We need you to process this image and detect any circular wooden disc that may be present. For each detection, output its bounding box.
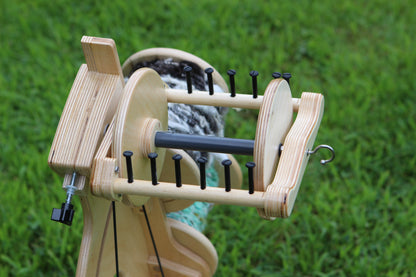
[122,48,229,93]
[253,79,293,192]
[113,68,168,206]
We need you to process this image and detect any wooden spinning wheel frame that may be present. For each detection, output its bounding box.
[48,36,333,276]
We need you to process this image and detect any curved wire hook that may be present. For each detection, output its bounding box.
[307,144,335,165]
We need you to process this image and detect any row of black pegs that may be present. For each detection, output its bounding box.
[184,65,292,98]
[123,151,256,194]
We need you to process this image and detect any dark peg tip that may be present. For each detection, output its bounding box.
[205,67,214,74]
[198,157,208,163]
[148,152,158,159]
[249,70,259,77]
[282,73,292,81]
[278,143,283,156]
[205,67,214,95]
[272,72,282,79]
[184,66,192,72]
[123,151,133,157]
[246,162,255,195]
[227,69,236,76]
[249,71,259,99]
[222,159,232,192]
[245,161,256,168]
[172,154,182,161]
[227,69,236,97]
[221,159,232,166]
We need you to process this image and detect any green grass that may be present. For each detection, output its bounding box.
[1,0,415,276]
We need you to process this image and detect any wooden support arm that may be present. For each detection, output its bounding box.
[111,178,265,208]
[263,92,325,218]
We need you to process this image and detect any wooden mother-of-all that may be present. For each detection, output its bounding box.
[48,36,332,276]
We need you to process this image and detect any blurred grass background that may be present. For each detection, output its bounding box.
[1,0,415,276]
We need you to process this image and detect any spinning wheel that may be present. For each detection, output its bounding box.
[48,36,334,276]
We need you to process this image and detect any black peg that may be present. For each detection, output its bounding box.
[278,143,283,157]
[272,72,282,79]
[282,73,292,84]
[197,157,208,190]
[221,159,232,192]
[123,151,134,183]
[205,68,214,95]
[148,152,158,185]
[172,154,182,187]
[227,69,236,97]
[184,66,193,94]
[249,70,259,98]
[245,162,256,194]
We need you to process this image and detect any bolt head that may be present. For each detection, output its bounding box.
[197,156,208,164]
[249,70,259,77]
[272,72,282,79]
[172,154,183,161]
[245,161,256,168]
[148,152,158,159]
[227,69,236,76]
[221,159,232,166]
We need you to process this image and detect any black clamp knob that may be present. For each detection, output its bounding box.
[51,172,77,226]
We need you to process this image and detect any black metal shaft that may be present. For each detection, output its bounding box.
[172,154,182,187]
[155,132,254,156]
[282,72,292,84]
[184,66,193,94]
[250,70,259,99]
[148,153,158,185]
[222,159,232,192]
[123,151,134,183]
[198,157,208,190]
[246,162,256,194]
[205,67,214,95]
[227,69,236,97]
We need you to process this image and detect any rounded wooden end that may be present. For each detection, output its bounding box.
[113,68,168,206]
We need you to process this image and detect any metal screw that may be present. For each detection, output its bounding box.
[221,159,232,192]
[148,152,158,185]
[282,73,292,84]
[184,66,193,94]
[197,157,208,190]
[172,154,182,187]
[205,67,214,95]
[227,69,236,97]
[245,162,256,194]
[272,72,282,79]
[123,151,134,183]
[249,70,259,98]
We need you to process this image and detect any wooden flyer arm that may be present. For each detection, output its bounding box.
[263,92,325,218]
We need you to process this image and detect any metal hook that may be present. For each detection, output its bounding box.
[307,144,335,165]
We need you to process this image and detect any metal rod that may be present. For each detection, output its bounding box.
[155,132,254,155]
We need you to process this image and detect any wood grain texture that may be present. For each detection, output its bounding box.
[50,36,329,277]
[112,67,168,207]
[263,92,324,218]
[253,79,293,192]
[48,36,124,177]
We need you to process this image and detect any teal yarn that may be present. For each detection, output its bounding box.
[167,166,219,232]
